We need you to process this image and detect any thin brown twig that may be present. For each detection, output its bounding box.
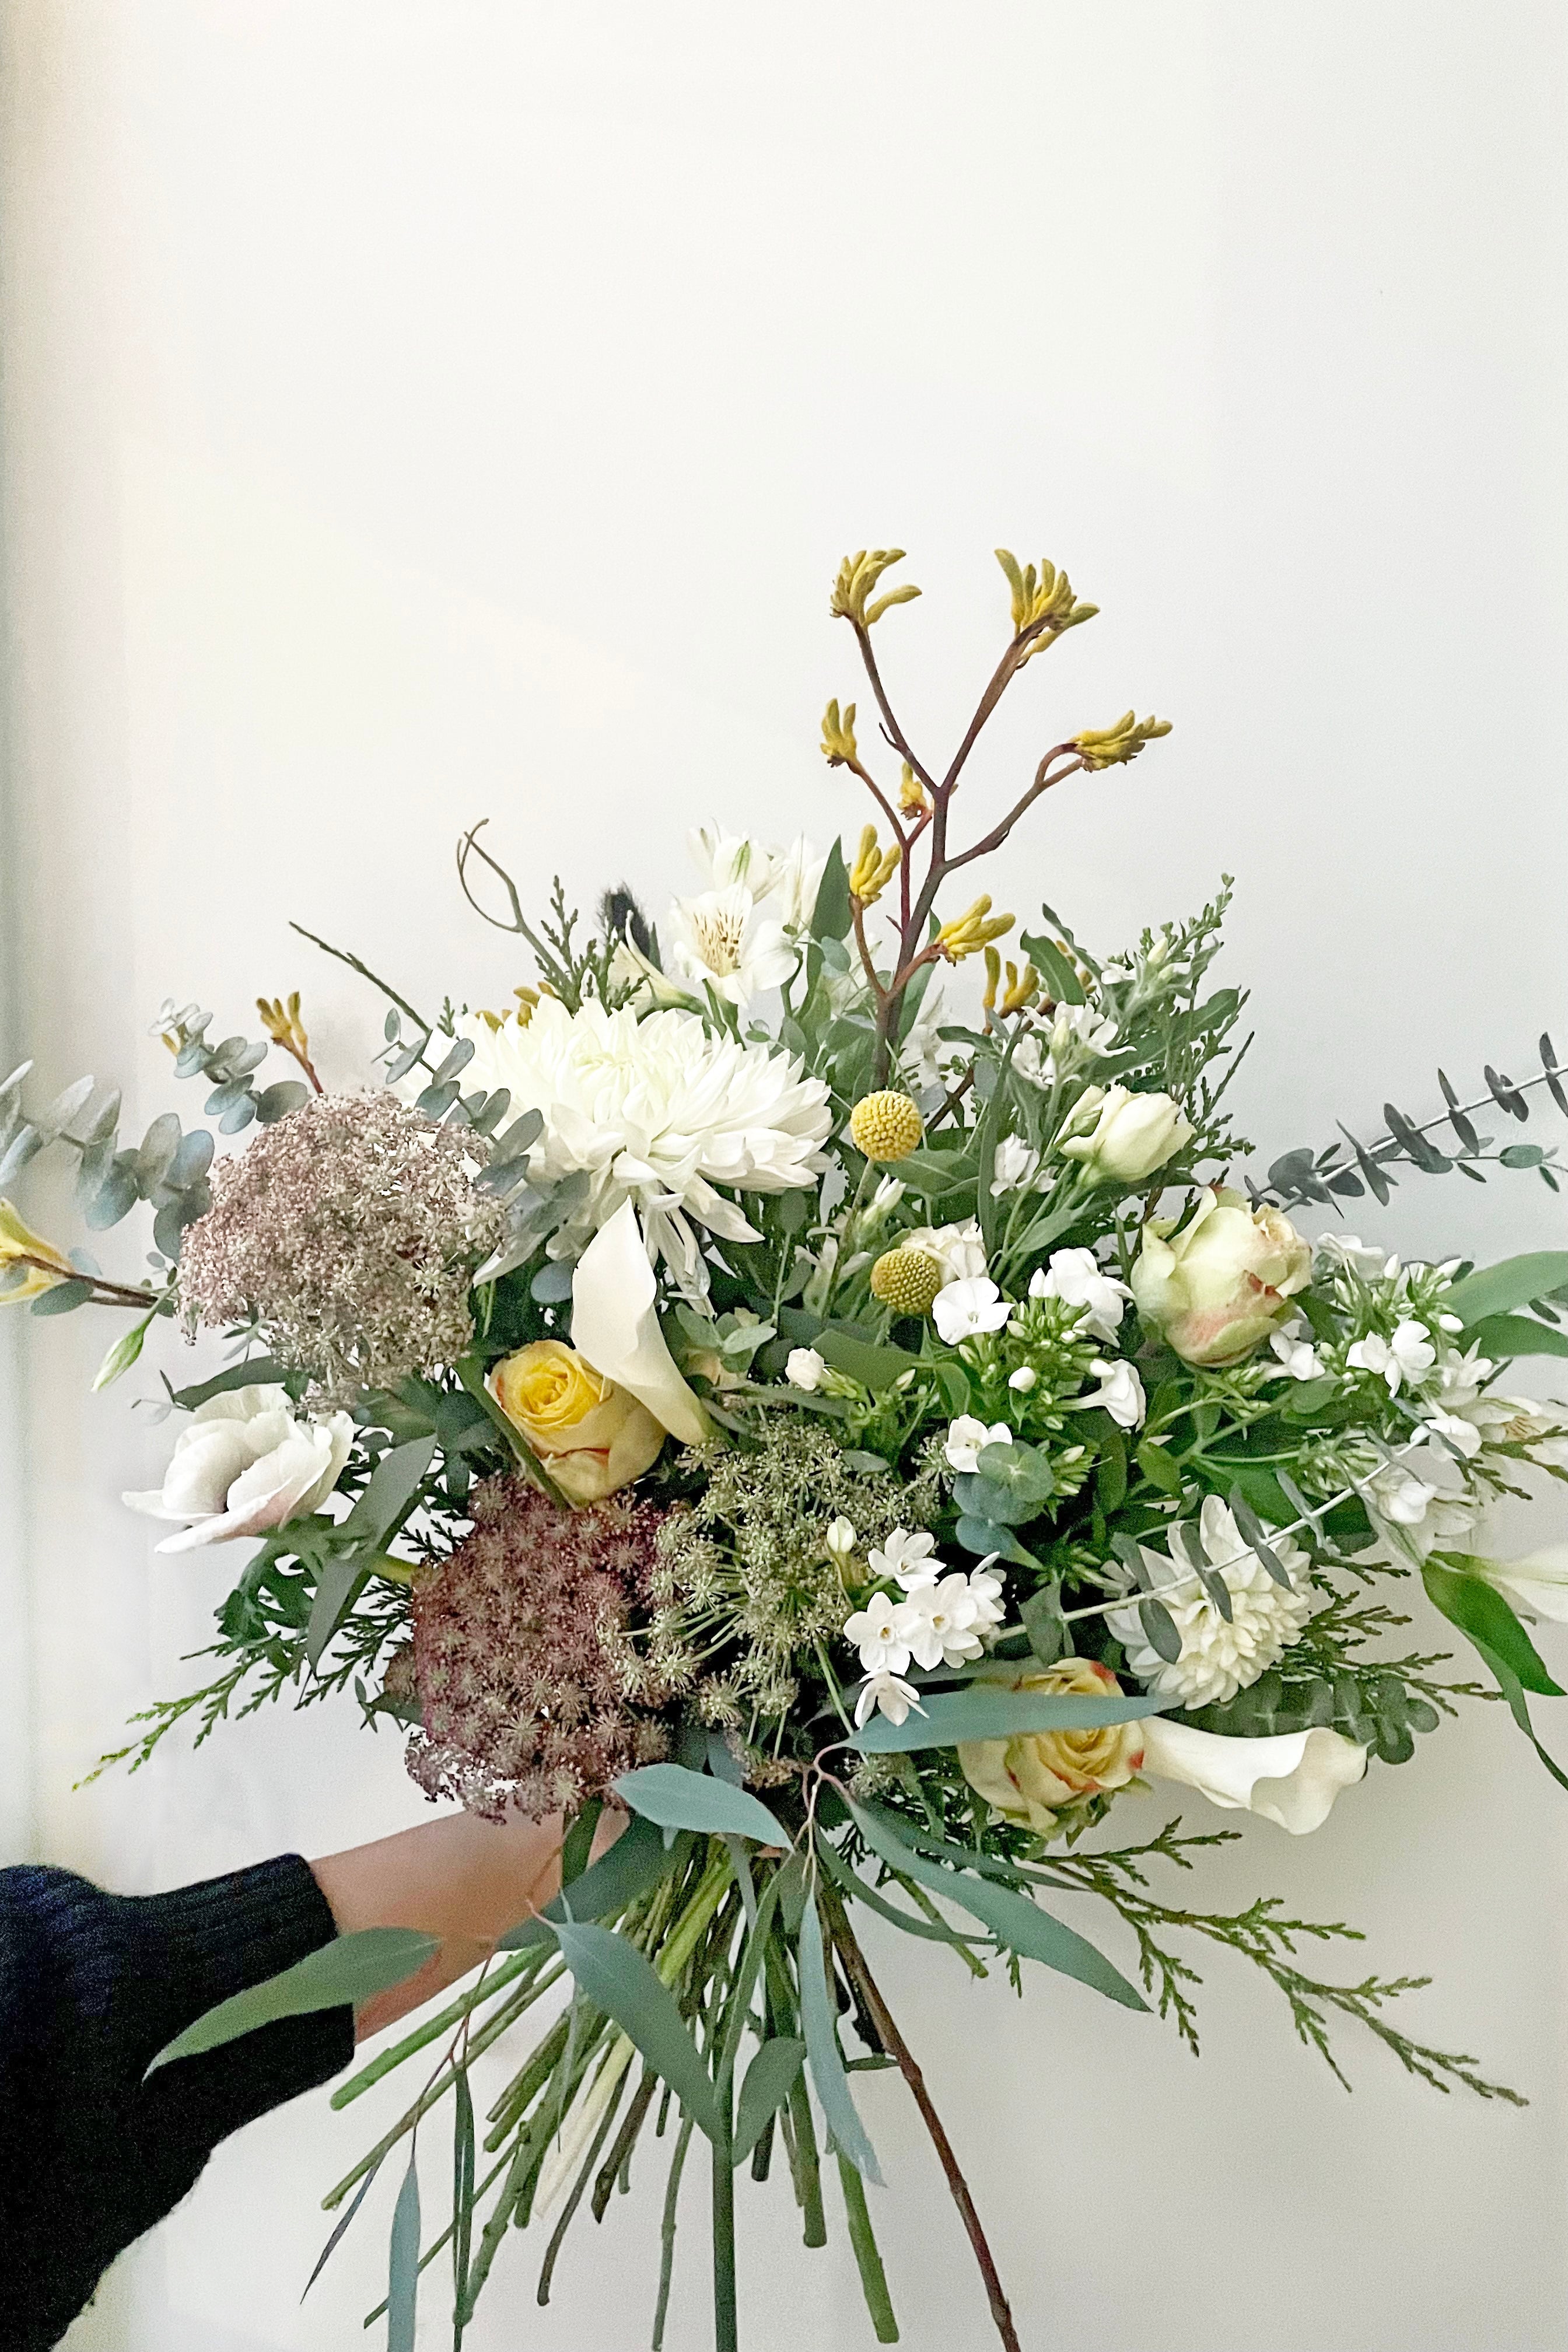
[13,1254,159,1312]
[826,1896,1023,2352]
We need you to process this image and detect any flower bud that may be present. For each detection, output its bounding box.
[1130,1186,1312,1367]
[1056,1084,1194,1185]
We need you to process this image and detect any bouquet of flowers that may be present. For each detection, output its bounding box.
[7,545,1568,2350]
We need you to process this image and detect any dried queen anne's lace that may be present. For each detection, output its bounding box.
[177,1093,504,1402]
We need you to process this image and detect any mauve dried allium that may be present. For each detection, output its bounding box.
[405,1475,673,1821]
[177,1091,503,1401]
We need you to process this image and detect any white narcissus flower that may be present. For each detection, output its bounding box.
[1108,1496,1313,1707]
[842,1591,911,1674]
[1056,1084,1194,1185]
[1269,1331,1325,1382]
[1346,1318,1437,1395]
[453,996,831,1285]
[1071,1359,1147,1430]
[124,1384,352,1555]
[963,1562,1007,1629]
[990,1136,1041,1196]
[1028,1248,1132,1344]
[903,1219,987,1285]
[1131,1188,1312,1368]
[786,1347,827,1392]
[869,1527,940,1590]
[943,1416,1012,1474]
[898,1576,987,1670]
[854,1669,923,1727]
[933,1276,1013,1346]
[1472,1546,1568,1624]
[1139,1718,1366,1835]
[667,884,797,1007]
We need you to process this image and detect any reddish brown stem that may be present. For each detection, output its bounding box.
[827,1898,1023,2352]
[14,1254,159,1312]
[850,900,888,1008]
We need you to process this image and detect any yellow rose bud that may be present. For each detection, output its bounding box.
[0,1199,74,1305]
[488,1339,666,1504]
[869,1247,943,1317]
[849,1090,923,1165]
[958,1658,1144,1833]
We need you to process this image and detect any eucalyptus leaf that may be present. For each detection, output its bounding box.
[387,2152,421,2352]
[733,2039,807,2165]
[500,1814,681,1949]
[1465,1312,1568,1362]
[613,1762,787,1847]
[148,1927,438,2071]
[551,1920,722,2142]
[850,1684,1166,1755]
[797,1895,882,2183]
[30,1276,94,1316]
[1422,1560,1566,1698]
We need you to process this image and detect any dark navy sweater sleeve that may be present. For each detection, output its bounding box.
[0,1853,354,2350]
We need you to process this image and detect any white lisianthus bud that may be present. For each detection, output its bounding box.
[1131,1186,1312,1368]
[786,1346,827,1392]
[124,1384,352,1553]
[1056,1084,1194,1185]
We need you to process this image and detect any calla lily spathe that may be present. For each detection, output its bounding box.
[1140,1716,1366,1835]
[569,1200,716,1448]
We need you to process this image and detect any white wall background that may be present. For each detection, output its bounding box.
[1,5,1566,2347]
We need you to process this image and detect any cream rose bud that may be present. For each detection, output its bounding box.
[1131,1186,1312,1368]
[1056,1084,1194,1185]
[489,1339,666,1503]
[124,1383,352,1554]
[786,1346,827,1392]
[957,1658,1145,1833]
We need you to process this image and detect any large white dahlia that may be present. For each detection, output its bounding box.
[454,998,831,1282]
[1108,1495,1313,1707]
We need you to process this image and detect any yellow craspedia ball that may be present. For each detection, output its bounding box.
[849,1090,924,1164]
[869,1248,943,1317]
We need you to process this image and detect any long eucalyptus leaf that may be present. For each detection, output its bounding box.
[798,1893,883,2185]
[614,1762,787,1846]
[387,2151,420,2352]
[849,1684,1167,1755]
[550,1921,723,2143]
[499,1815,681,1949]
[1444,1251,1568,1328]
[733,2039,807,2165]
[148,1927,438,2071]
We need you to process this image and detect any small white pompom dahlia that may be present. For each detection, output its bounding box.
[1109,1496,1312,1707]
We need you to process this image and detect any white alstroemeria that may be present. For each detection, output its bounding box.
[1071,1359,1147,1430]
[991,1136,1042,1196]
[1268,1330,1325,1381]
[869,1527,940,1590]
[1472,1545,1568,1624]
[964,1562,1007,1629]
[1007,1366,1037,1392]
[943,1416,1012,1474]
[854,1669,923,1728]
[1028,1247,1132,1345]
[1488,1396,1568,1468]
[687,823,784,897]
[773,835,828,932]
[124,1384,352,1555]
[904,1219,988,1285]
[455,997,830,1283]
[1315,1233,1388,1278]
[1423,1407,1485,1461]
[842,1592,912,1675]
[1140,1718,1366,1835]
[825,1515,857,1560]
[1108,1496,1313,1707]
[1346,1318,1437,1395]
[569,1203,715,1444]
[899,1576,986,1671]
[667,884,797,1007]
[1014,1003,1118,1086]
[786,1347,827,1392]
[933,1276,1013,1346]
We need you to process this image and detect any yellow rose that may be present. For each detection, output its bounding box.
[488,1339,666,1504]
[958,1658,1144,1833]
[0,1199,74,1305]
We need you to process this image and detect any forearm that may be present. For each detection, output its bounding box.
[310,1805,624,2040]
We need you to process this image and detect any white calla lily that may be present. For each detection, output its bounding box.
[1140,1716,1366,1835]
[569,1202,715,1446]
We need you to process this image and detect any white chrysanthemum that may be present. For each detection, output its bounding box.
[452,998,831,1283]
[1108,1496,1313,1707]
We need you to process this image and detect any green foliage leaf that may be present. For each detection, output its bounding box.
[954,1514,1041,1568]
[148,1927,438,2071]
[846,1800,1144,2011]
[387,2152,420,2352]
[850,1683,1166,1754]
[816,1326,922,1391]
[733,2038,807,2165]
[614,1762,787,1846]
[1466,1312,1568,1361]
[1017,930,1086,1006]
[1444,1252,1568,1329]
[29,1277,93,1315]
[500,1814,682,1949]
[1422,1560,1566,1698]
[170,1354,298,1409]
[1135,1437,1182,1497]
[810,839,853,941]
[797,1895,882,2183]
[551,1920,722,2143]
